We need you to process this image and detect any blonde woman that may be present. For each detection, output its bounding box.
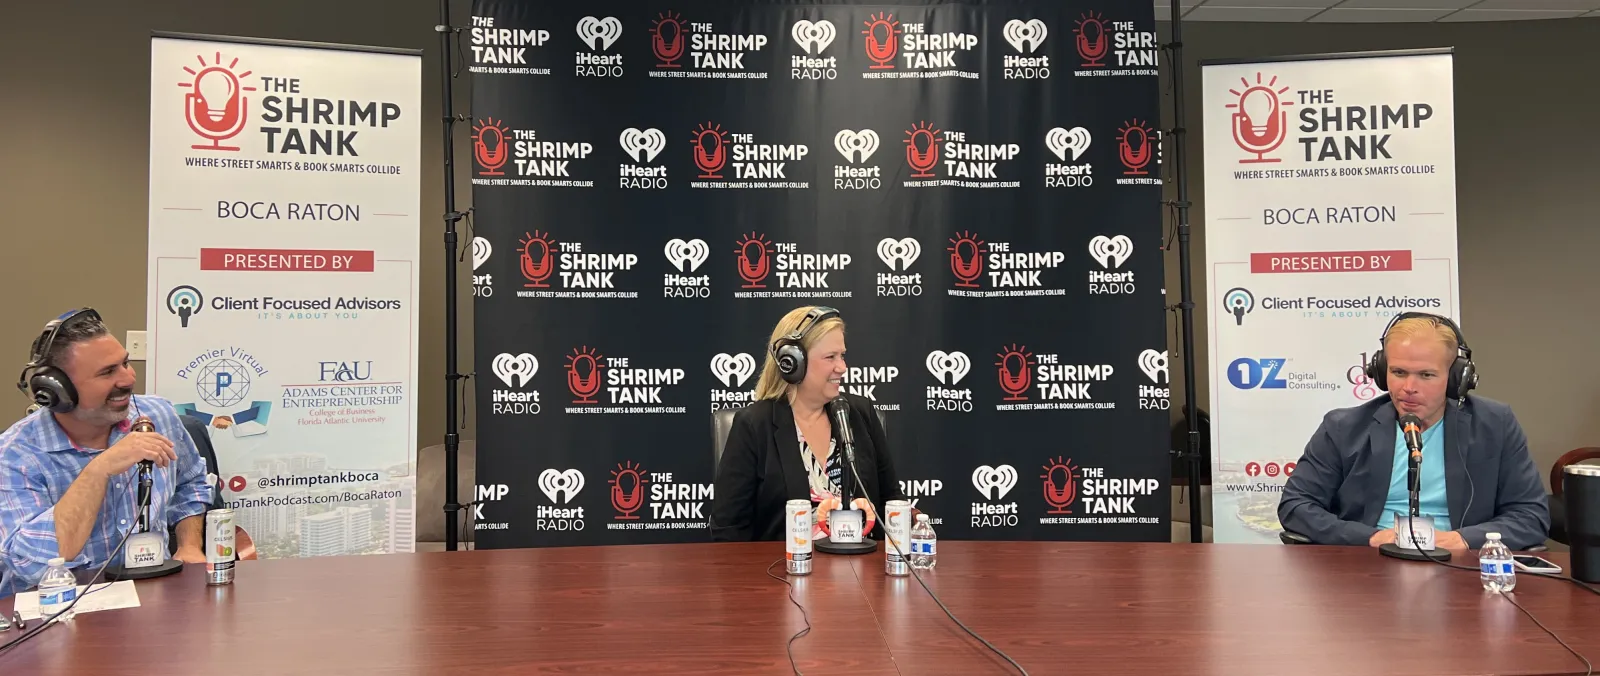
[709,306,907,542]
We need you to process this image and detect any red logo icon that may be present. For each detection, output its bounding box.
[1264,462,1281,477]
[904,121,942,178]
[1074,12,1108,68]
[228,476,247,492]
[179,52,256,152]
[1227,73,1292,164]
[651,11,687,68]
[995,344,1035,402]
[1041,456,1080,514]
[473,118,510,176]
[691,122,728,179]
[734,232,773,288]
[1118,119,1154,176]
[947,230,985,288]
[610,461,648,520]
[1245,462,1262,477]
[862,12,901,69]
[519,230,556,288]
[1284,462,1297,476]
[565,346,605,404]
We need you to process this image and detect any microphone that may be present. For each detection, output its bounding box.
[1400,414,1424,517]
[815,396,877,555]
[106,413,184,579]
[1378,413,1451,562]
[829,396,856,458]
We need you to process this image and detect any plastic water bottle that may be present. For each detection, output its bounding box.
[1479,532,1516,593]
[909,514,937,570]
[37,558,78,622]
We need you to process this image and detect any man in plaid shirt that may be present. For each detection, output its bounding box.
[1,310,213,597]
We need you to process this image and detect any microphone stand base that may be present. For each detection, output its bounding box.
[104,559,185,581]
[1378,543,1453,562]
[815,537,878,555]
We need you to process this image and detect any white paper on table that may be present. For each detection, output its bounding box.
[14,580,141,620]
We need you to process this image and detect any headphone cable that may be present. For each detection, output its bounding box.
[765,559,813,676]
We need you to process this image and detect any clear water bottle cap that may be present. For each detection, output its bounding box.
[915,513,929,523]
[1486,532,1501,540]
[48,557,64,566]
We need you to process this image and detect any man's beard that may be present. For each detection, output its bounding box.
[74,387,134,426]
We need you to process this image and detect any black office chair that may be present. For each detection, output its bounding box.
[1547,447,1600,546]
[711,406,888,474]
[168,414,227,555]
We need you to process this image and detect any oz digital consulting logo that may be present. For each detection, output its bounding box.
[167,285,204,328]
[1223,287,1254,326]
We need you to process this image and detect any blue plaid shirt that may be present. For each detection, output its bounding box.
[0,395,213,597]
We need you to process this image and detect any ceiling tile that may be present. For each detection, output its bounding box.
[1473,0,1600,9]
[1310,8,1456,21]
[1336,0,1475,8]
[1182,6,1325,21]
[1440,9,1588,20]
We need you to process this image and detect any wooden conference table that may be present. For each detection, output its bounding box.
[2,542,1597,675]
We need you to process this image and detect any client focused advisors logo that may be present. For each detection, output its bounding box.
[606,461,713,528]
[619,127,668,190]
[1137,349,1171,410]
[167,285,204,328]
[1039,458,1161,525]
[490,352,540,416]
[709,352,757,411]
[575,16,625,78]
[178,51,256,151]
[173,347,272,438]
[472,237,494,298]
[903,121,1020,189]
[1044,126,1093,188]
[832,129,883,191]
[1072,10,1157,76]
[995,344,1116,411]
[1223,287,1255,325]
[1002,19,1050,79]
[516,230,640,299]
[946,231,1065,298]
[565,346,687,414]
[690,122,810,188]
[731,233,852,299]
[924,350,973,413]
[1229,287,1443,323]
[663,238,711,298]
[1087,235,1136,295]
[790,19,839,80]
[537,469,584,531]
[1227,357,1339,392]
[875,237,922,297]
[970,464,1019,528]
[468,14,551,74]
[860,12,979,80]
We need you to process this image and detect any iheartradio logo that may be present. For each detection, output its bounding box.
[792,20,837,54]
[472,237,492,271]
[664,238,709,272]
[1227,72,1292,164]
[1002,19,1048,54]
[576,16,623,50]
[492,353,538,388]
[620,128,666,163]
[1088,235,1133,269]
[925,351,971,385]
[876,237,920,271]
[1137,349,1168,384]
[538,469,585,504]
[972,465,1018,500]
[1046,127,1091,162]
[834,129,880,164]
[709,353,757,388]
[178,51,256,152]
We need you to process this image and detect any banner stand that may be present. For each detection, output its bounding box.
[436,0,469,553]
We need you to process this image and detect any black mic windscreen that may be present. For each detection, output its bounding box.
[828,397,855,446]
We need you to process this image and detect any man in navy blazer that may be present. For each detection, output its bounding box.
[1278,315,1549,552]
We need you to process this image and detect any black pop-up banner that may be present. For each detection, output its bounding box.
[469,0,1171,547]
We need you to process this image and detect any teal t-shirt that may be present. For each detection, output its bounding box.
[1378,421,1451,531]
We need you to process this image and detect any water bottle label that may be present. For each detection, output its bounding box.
[1500,562,1514,575]
[40,587,77,606]
[913,541,935,556]
[1480,562,1496,575]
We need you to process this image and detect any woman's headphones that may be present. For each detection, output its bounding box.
[771,306,840,385]
[16,308,101,414]
[1363,311,1478,403]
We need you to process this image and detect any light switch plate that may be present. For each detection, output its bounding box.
[127,330,148,361]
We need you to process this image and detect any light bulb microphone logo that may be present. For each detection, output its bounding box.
[166,285,204,328]
[734,232,773,288]
[565,346,604,404]
[179,53,255,152]
[519,230,556,288]
[995,344,1035,402]
[651,11,686,68]
[947,230,985,288]
[904,121,942,178]
[609,461,648,520]
[1074,12,1108,67]
[862,12,901,69]
[691,122,728,179]
[1041,456,1080,514]
[1118,119,1154,176]
[1223,287,1255,326]
[472,118,510,176]
[1227,73,1292,163]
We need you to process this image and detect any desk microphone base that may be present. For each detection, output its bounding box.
[816,537,877,555]
[1378,543,1453,562]
[104,559,184,581]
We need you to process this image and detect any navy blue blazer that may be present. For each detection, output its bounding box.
[1278,394,1549,550]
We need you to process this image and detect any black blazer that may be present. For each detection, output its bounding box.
[709,393,907,542]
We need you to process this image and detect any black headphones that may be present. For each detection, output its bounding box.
[771,306,841,385]
[16,308,101,414]
[1363,311,1477,403]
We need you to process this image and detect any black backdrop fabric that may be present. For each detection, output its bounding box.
[469,0,1171,547]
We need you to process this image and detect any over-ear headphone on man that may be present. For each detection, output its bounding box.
[16,308,101,414]
[1363,311,1478,403]
[771,306,841,385]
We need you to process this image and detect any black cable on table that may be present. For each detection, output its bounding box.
[1502,591,1592,676]
[765,559,812,676]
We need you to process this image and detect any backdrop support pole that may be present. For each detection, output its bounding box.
[1167,0,1204,543]
[437,0,465,552]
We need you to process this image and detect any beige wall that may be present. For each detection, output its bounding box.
[1,3,1593,487]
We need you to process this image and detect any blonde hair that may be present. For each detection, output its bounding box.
[1383,316,1459,354]
[753,306,846,401]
